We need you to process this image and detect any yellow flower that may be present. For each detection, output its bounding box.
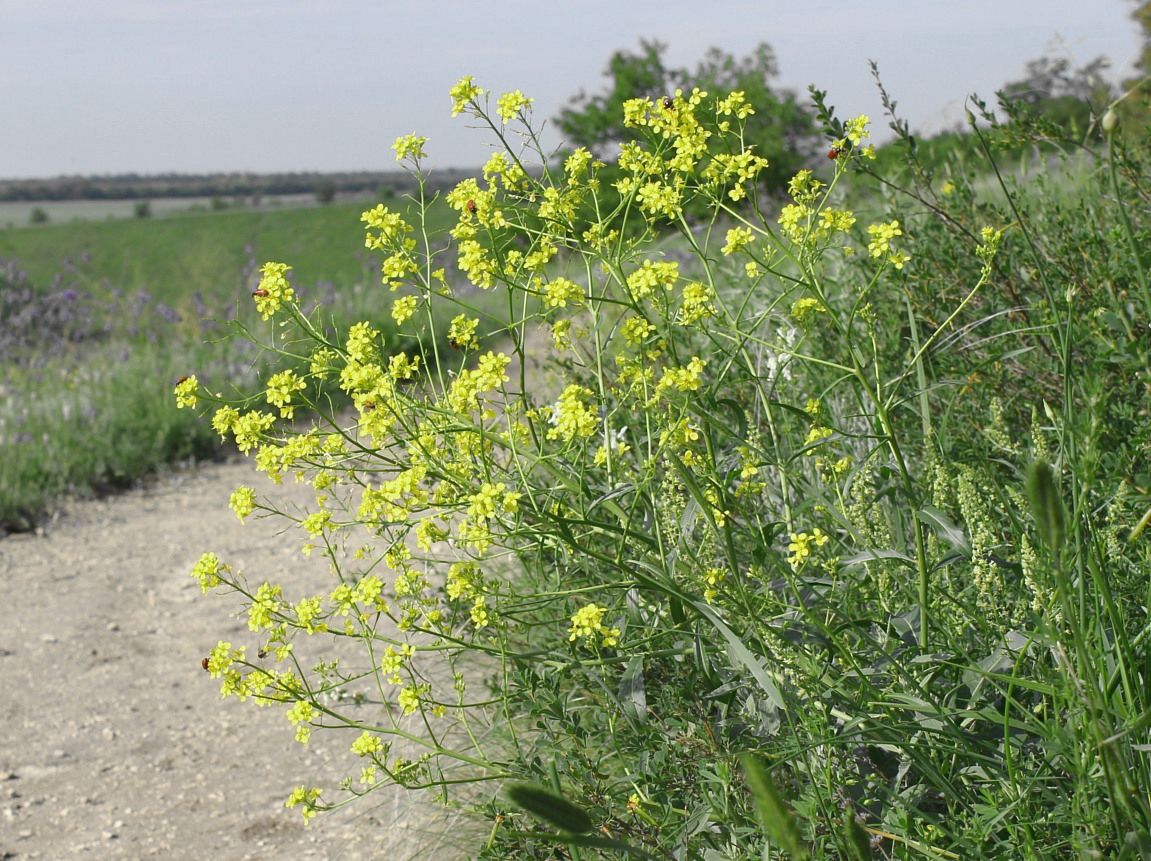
[679,282,715,325]
[547,385,598,442]
[866,219,903,258]
[284,786,322,823]
[448,314,479,350]
[191,552,228,592]
[543,277,584,309]
[496,90,533,123]
[568,603,620,648]
[351,731,383,757]
[211,406,238,439]
[391,295,418,325]
[265,370,306,419]
[657,356,707,395]
[229,486,256,522]
[248,581,283,631]
[173,375,198,409]
[787,528,830,570]
[253,262,295,320]
[450,76,484,116]
[722,227,754,256]
[392,133,428,162]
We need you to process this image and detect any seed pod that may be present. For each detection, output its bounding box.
[1026,460,1066,553]
[1102,107,1119,135]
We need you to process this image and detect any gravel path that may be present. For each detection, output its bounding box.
[0,460,479,860]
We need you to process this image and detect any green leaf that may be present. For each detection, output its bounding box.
[617,656,647,725]
[694,602,784,712]
[505,783,593,834]
[843,811,874,861]
[920,505,971,553]
[740,753,808,859]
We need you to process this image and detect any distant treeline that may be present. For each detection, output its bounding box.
[0,169,477,202]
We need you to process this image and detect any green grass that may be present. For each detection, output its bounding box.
[0,197,454,305]
[0,195,460,532]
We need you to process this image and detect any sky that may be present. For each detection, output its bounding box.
[1,0,1143,179]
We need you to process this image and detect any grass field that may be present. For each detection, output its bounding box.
[0,193,368,230]
[0,196,453,305]
[0,194,457,530]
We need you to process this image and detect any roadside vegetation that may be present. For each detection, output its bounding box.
[7,14,1151,856]
[178,47,1151,859]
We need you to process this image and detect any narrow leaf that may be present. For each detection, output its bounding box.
[740,754,808,859]
[843,811,874,861]
[505,783,593,834]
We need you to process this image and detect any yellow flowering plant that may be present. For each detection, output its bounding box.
[177,77,1026,857]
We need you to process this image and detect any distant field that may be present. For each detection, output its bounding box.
[0,196,453,306]
[0,192,462,530]
[0,192,379,229]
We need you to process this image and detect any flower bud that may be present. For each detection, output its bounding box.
[1102,107,1119,135]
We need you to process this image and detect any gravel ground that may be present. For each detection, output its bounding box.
[0,460,482,860]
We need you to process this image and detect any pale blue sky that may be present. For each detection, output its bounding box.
[1,0,1142,178]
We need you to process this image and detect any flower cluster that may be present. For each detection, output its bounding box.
[568,603,620,648]
[253,262,294,320]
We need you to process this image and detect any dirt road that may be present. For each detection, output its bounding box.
[0,460,478,860]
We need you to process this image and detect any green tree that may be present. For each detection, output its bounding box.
[557,39,817,195]
[1118,1,1151,127]
[314,179,336,205]
[998,54,1113,139]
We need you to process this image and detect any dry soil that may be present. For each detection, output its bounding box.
[0,459,481,860]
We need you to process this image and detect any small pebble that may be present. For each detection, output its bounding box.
[106,622,120,632]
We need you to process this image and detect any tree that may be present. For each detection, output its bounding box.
[556,40,817,195]
[998,55,1113,139]
[314,180,336,205]
[1117,1,1151,128]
